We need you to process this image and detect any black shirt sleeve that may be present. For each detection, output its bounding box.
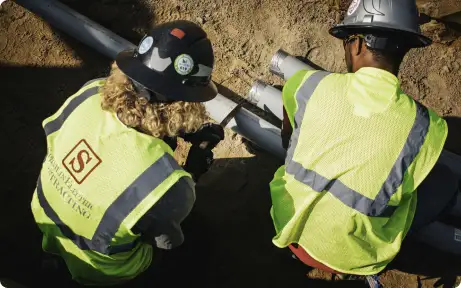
[132,176,196,249]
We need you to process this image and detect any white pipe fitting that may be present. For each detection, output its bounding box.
[204,95,285,159]
[248,80,283,120]
[270,49,314,80]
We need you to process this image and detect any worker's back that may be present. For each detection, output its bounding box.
[270,68,447,275]
[31,80,190,285]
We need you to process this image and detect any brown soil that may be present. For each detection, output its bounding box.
[1,0,461,287]
[417,0,461,18]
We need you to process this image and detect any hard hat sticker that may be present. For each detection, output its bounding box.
[138,36,154,54]
[171,28,186,39]
[347,0,361,16]
[192,64,212,77]
[174,54,194,75]
[149,48,172,72]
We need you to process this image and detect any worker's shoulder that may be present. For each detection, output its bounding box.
[288,70,345,87]
[306,70,349,81]
[82,78,107,90]
[313,71,349,85]
[396,87,421,105]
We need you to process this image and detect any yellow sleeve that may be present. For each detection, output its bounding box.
[282,70,318,127]
[42,79,105,128]
[406,108,448,193]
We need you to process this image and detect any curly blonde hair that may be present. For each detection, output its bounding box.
[100,62,208,138]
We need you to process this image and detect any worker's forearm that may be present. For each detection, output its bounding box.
[133,177,195,249]
[444,117,461,155]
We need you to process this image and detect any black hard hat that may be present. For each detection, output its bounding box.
[116,20,218,102]
[330,0,432,49]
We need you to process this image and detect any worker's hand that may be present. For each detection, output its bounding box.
[182,123,225,150]
[183,146,214,181]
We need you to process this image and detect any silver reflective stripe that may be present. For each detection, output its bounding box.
[286,161,397,217]
[93,153,182,248]
[285,72,430,217]
[44,86,99,135]
[373,102,430,213]
[81,77,106,88]
[285,71,331,165]
[37,153,182,255]
[149,47,172,72]
[192,64,213,77]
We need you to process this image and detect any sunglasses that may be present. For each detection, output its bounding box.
[343,34,365,47]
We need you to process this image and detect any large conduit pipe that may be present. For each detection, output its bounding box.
[247,80,283,120]
[15,0,136,59]
[204,96,284,158]
[15,0,286,160]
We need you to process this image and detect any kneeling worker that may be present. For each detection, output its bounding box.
[271,0,460,277]
[31,21,224,285]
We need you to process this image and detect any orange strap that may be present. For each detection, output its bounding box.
[289,245,340,274]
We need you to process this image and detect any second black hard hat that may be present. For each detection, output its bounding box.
[116,20,218,103]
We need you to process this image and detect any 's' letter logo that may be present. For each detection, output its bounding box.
[63,139,102,184]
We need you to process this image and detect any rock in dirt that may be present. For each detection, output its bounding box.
[196,16,206,24]
[422,21,459,44]
[417,0,461,18]
[442,65,450,73]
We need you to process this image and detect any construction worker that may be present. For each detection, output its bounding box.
[31,20,224,285]
[271,0,461,278]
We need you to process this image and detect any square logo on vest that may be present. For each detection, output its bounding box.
[63,139,102,184]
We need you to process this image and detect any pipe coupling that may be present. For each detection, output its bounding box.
[248,80,267,103]
[269,49,288,77]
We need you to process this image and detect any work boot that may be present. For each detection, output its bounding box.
[365,275,382,288]
[335,274,382,288]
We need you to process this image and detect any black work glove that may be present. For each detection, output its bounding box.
[183,146,214,182]
[182,123,225,150]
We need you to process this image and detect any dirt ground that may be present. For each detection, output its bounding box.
[1,0,461,287]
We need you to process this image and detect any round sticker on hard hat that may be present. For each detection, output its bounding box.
[138,36,154,54]
[174,54,194,75]
[347,0,361,16]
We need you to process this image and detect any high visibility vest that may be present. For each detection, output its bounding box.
[31,80,191,285]
[270,68,447,275]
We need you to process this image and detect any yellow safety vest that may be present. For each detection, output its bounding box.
[270,68,447,275]
[31,80,191,285]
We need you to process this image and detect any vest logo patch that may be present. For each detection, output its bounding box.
[63,139,102,184]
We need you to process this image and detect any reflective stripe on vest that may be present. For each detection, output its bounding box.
[38,84,182,255]
[37,153,181,255]
[44,86,99,135]
[285,71,430,217]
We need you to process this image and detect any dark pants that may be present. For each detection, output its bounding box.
[410,163,459,232]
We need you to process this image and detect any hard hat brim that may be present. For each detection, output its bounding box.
[116,50,218,103]
[329,24,432,48]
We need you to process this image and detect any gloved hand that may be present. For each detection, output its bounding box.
[183,145,214,181]
[182,123,225,150]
